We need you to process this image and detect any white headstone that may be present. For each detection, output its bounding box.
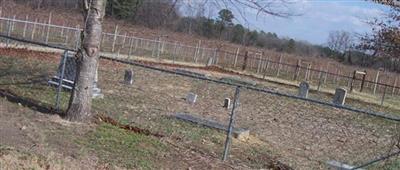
[298,81,310,98]
[186,92,197,104]
[333,88,347,105]
[124,69,134,85]
[223,98,231,109]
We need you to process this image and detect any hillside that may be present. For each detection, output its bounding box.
[0,1,399,87]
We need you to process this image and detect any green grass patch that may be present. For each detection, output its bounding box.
[79,123,166,169]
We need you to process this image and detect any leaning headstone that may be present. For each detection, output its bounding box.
[48,51,77,90]
[186,92,198,104]
[206,57,213,66]
[333,88,347,106]
[223,98,231,109]
[124,69,134,85]
[298,81,309,98]
[48,51,103,99]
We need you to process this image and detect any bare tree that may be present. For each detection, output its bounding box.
[327,30,353,53]
[66,0,106,122]
[67,0,298,122]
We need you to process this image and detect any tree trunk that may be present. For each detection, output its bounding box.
[66,0,106,122]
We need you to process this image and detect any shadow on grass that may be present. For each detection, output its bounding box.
[0,88,64,116]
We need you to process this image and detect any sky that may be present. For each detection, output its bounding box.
[182,0,391,45]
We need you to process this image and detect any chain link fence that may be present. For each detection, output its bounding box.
[0,16,400,169]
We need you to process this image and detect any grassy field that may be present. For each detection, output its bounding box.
[1,49,399,169]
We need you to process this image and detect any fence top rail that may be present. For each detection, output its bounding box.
[0,16,81,31]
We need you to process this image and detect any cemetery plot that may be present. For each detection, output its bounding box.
[1,50,399,169]
[94,58,398,169]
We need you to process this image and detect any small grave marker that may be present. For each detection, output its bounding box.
[298,81,309,98]
[186,92,197,104]
[223,98,231,109]
[333,88,347,106]
[124,69,134,85]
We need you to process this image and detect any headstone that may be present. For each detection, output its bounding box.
[298,81,309,98]
[223,98,231,109]
[333,88,347,105]
[206,57,213,66]
[48,51,103,99]
[48,51,77,90]
[124,69,134,85]
[186,92,197,104]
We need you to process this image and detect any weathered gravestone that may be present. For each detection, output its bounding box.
[186,92,198,104]
[48,51,103,98]
[124,69,134,85]
[223,98,231,109]
[333,88,347,106]
[48,51,76,90]
[298,81,310,98]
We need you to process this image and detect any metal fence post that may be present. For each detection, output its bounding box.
[74,25,80,50]
[276,56,283,77]
[31,18,37,40]
[55,50,68,111]
[23,15,28,38]
[234,47,240,68]
[45,12,52,44]
[317,72,324,91]
[373,70,380,94]
[173,41,178,64]
[112,25,118,52]
[381,85,387,106]
[222,86,241,161]
[6,17,13,46]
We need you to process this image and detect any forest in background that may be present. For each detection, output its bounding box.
[8,0,400,72]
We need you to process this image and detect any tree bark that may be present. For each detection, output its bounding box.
[66,0,106,122]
